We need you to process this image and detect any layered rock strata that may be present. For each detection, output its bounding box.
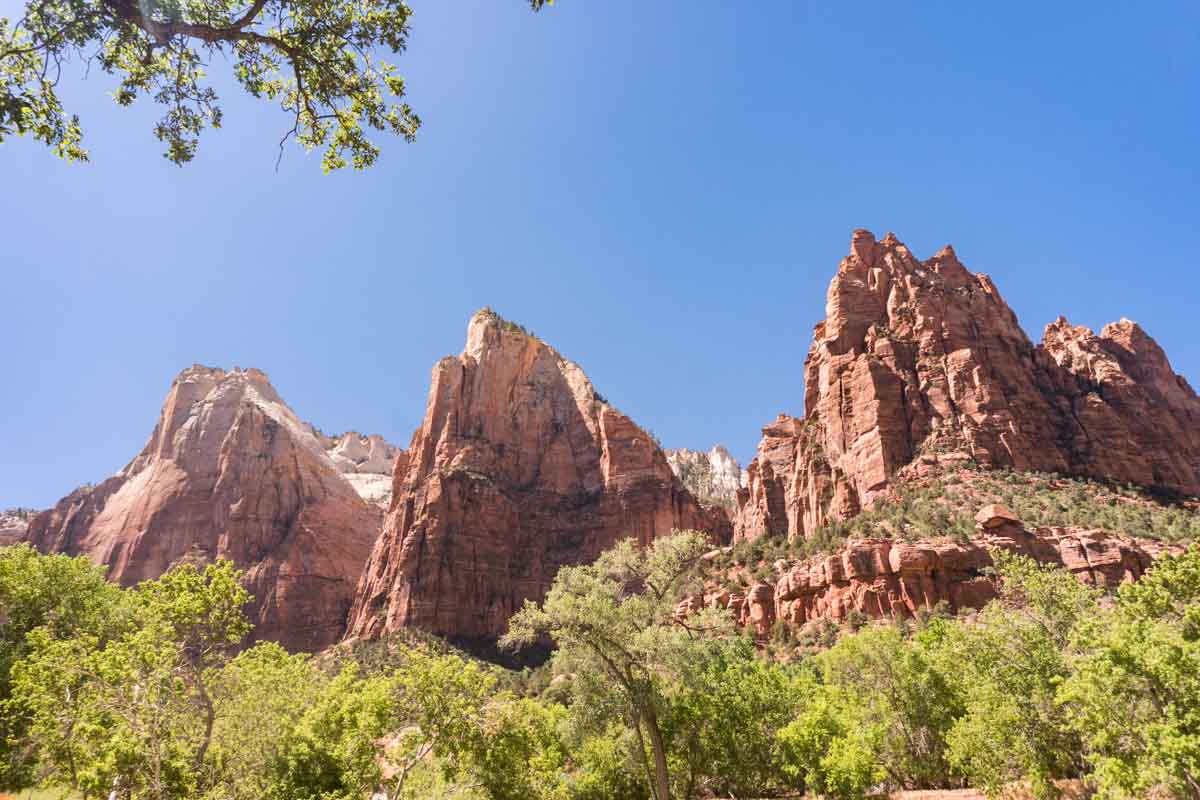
[25,366,381,650]
[687,508,1176,636]
[347,310,731,644]
[735,230,1200,541]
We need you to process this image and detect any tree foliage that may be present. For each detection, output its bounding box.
[0,0,552,168]
[1060,547,1200,798]
[10,559,250,799]
[5,540,1200,799]
[933,551,1095,799]
[502,531,735,800]
[0,545,124,788]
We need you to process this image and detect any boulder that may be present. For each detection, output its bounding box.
[975,504,1020,529]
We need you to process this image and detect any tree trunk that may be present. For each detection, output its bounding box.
[639,704,671,800]
[631,715,657,797]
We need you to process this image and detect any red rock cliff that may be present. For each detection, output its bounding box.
[346,310,730,643]
[735,230,1200,541]
[689,508,1179,637]
[25,366,381,651]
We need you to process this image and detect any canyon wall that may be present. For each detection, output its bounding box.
[0,509,33,546]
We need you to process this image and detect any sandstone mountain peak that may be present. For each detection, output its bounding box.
[665,445,745,509]
[26,364,383,650]
[347,312,730,646]
[735,229,1200,542]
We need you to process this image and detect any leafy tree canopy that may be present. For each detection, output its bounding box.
[0,545,125,788]
[502,530,736,800]
[1061,546,1200,799]
[0,0,551,169]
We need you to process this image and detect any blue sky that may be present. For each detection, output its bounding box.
[2,1,1198,508]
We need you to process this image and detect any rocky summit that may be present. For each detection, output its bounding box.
[346,309,731,645]
[318,430,403,508]
[665,445,745,509]
[24,366,386,651]
[735,229,1200,542]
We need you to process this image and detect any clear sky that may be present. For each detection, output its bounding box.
[2,1,1198,509]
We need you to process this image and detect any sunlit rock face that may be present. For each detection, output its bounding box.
[665,445,744,508]
[25,366,383,651]
[347,310,732,645]
[0,509,34,546]
[317,431,402,509]
[735,229,1200,542]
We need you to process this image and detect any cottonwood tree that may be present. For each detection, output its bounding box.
[502,530,731,800]
[1060,546,1200,798]
[205,642,325,800]
[10,560,250,800]
[932,551,1096,800]
[0,545,126,789]
[0,0,553,168]
[274,647,516,800]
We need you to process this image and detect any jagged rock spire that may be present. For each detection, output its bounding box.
[735,230,1200,542]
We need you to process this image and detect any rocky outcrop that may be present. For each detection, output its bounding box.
[665,445,744,508]
[346,309,731,644]
[690,509,1177,636]
[735,230,1200,541]
[1039,316,1200,493]
[0,509,35,546]
[25,366,381,651]
[318,431,401,508]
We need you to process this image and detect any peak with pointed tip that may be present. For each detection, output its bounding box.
[736,229,1200,542]
[347,313,730,645]
[26,365,383,651]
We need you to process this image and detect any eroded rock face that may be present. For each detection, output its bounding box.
[665,445,744,508]
[25,366,381,651]
[736,230,1200,541]
[346,310,731,644]
[1040,317,1200,493]
[688,519,1175,636]
[318,431,402,508]
[0,509,35,546]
